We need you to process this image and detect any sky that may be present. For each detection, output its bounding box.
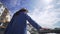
[0,0,60,29]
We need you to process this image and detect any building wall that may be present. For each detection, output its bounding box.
[0,2,11,28]
[0,3,5,16]
[0,8,11,23]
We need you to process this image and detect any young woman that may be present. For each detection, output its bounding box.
[4,8,42,34]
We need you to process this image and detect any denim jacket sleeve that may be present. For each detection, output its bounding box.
[25,13,42,30]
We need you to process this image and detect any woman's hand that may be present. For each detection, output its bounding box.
[40,28,50,30]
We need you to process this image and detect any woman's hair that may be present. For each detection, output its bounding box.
[13,8,28,17]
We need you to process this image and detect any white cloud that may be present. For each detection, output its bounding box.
[10,0,21,7]
[45,5,54,10]
[29,0,60,28]
[28,5,60,29]
[57,3,60,4]
[56,0,60,4]
[42,0,53,4]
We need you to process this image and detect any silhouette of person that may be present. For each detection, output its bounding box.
[4,8,42,34]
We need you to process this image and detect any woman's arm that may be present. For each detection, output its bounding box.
[25,14,42,30]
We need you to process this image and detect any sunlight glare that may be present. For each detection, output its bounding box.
[43,0,53,4]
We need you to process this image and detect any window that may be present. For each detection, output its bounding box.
[0,4,2,8]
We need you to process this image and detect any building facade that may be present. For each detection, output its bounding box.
[0,2,11,28]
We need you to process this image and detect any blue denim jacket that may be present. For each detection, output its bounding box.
[4,12,41,34]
